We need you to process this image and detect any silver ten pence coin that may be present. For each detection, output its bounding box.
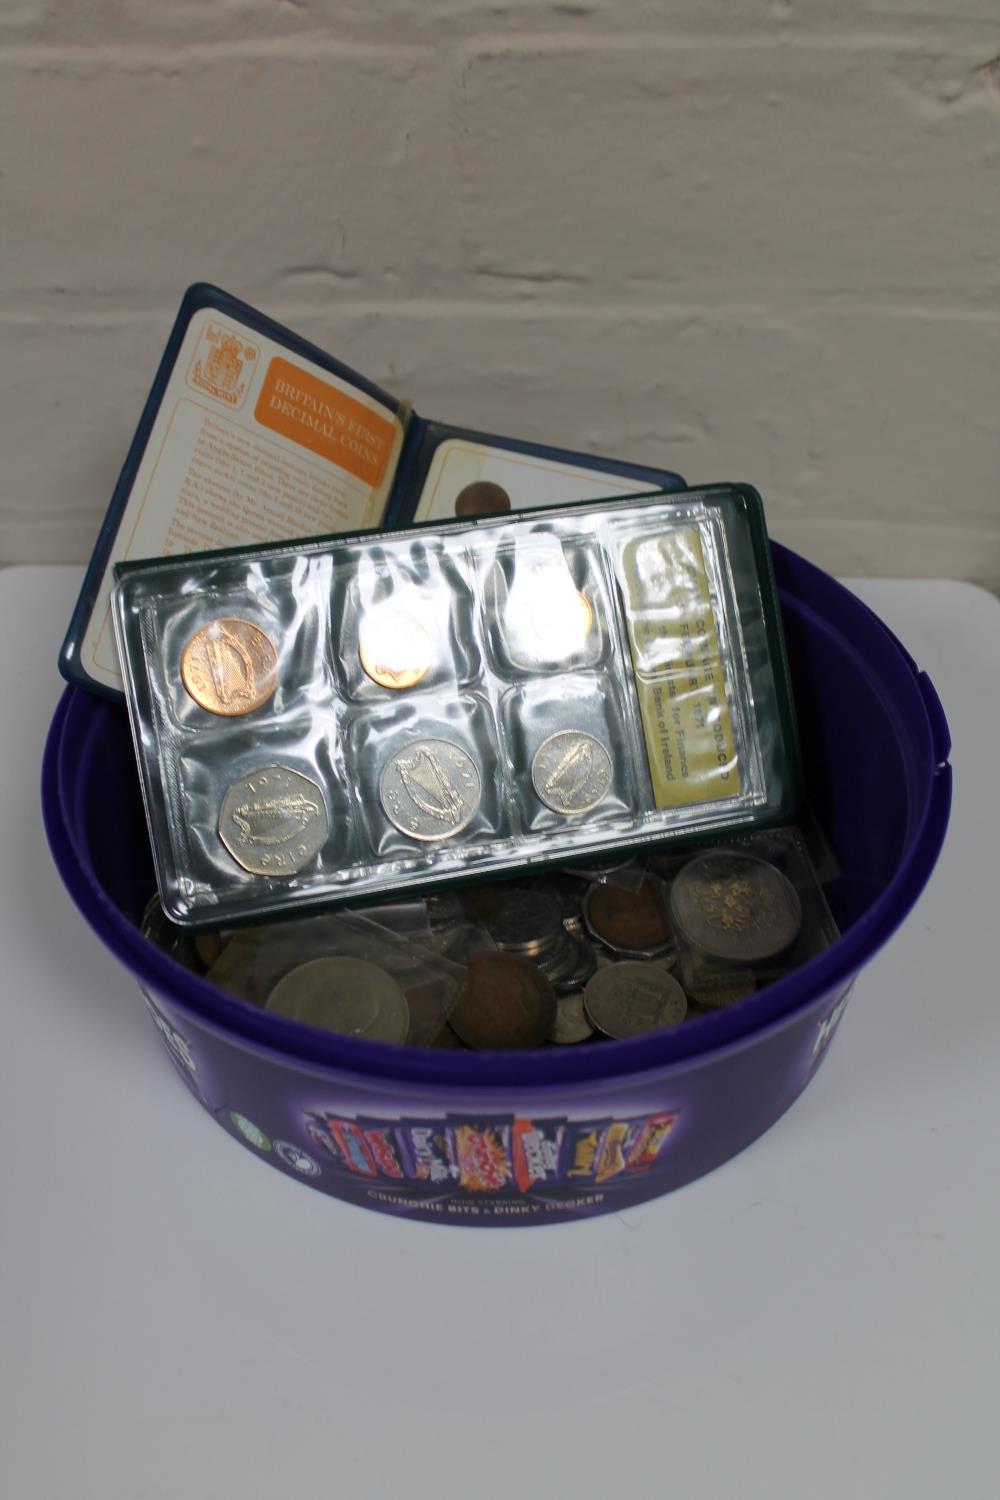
[531,730,613,816]
[219,763,329,876]
[266,957,410,1043]
[583,961,688,1039]
[379,737,481,841]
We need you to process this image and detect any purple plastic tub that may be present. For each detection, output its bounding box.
[42,545,951,1225]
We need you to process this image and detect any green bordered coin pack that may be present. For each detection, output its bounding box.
[113,484,799,927]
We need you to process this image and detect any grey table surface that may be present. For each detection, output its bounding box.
[2,565,998,1500]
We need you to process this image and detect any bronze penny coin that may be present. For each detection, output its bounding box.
[453,481,512,517]
[525,588,594,657]
[181,617,279,716]
[358,608,435,690]
[448,952,557,1050]
[583,878,672,957]
[670,851,802,963]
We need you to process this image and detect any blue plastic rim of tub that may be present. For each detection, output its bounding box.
[42,544,951,1225]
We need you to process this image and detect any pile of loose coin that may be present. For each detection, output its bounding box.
[141,842,821,1050]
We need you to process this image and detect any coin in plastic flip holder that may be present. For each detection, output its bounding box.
[219,764,329,876]
[181,617,279,716]
[379,738,481,841]
[531,730,613,816]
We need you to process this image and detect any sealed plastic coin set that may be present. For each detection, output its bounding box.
[113,485,799,928]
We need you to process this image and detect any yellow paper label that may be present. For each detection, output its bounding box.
[620,527,742,808]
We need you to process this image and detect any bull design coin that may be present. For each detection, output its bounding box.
[358,608,435,691]
[531,730,613,816]
[670,851,802,963]
[219,764,329,876]
[379,738,481,841]
[583,962,687,1039]
[181,618,279,716]
[448,952,557,1050]
[266,956,410,1043]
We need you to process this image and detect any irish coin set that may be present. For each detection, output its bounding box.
[113,486,798,927]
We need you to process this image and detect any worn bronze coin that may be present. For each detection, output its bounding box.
[670,851,802,963]
[358,608,435,690]
[448,952,557,1050]
[583,962,688,1039]
[453,481,512,517]
[583,878,672,957]
[181,617,279,716]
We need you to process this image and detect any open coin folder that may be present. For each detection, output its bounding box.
[113,484,800,929]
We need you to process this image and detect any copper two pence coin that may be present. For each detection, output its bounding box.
[181,617,279,716]
[583,878,672,957]
[448,952,557,1050]
[358,608,435,690]
[670,851,802,964]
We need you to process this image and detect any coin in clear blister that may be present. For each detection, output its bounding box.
[550,992,597,1045]
[379,738,481,842]
[670,851,802,963]
[530,730,614,816]
[181,617,280,716]
[358,608,435,691]
[526,588,594,658]
[583,877,673,958]
[448,952,557,1050]
[583,962,688,1039]
[219,763,329,876]
[266,956,410,1042]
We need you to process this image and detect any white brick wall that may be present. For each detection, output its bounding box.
[2,4,999,583]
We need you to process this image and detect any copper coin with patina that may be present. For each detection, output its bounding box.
[583,877,673,957]
[181,617,279,716]
[358,607,435,690]
[448,952,557,1050]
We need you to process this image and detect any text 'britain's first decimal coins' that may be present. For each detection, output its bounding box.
[669,851,802,963]
[531,730,613,816]
[379,738,481,841]
[181,617,279,716]
[219,764,329,876]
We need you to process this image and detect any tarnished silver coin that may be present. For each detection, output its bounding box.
[670,851,802,964]
[531,730,613,816]
[550,992,597,1045]
[583,961,688,1039]
[219,764,329,876]
[379,737,481,842]
[488,889,564,952]
[266,956,410,1043]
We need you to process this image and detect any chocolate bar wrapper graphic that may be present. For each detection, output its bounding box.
[445,1117,515,1194]
[594,1120,633,1186]
[512,1118,567,1193]
[625,1113,678,1174]
[327,1118,378,1177]
[396,1120,457,1187]
[304,1114,349,1167]
[359,1118,406,1180]
[558,1118,612,1184]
